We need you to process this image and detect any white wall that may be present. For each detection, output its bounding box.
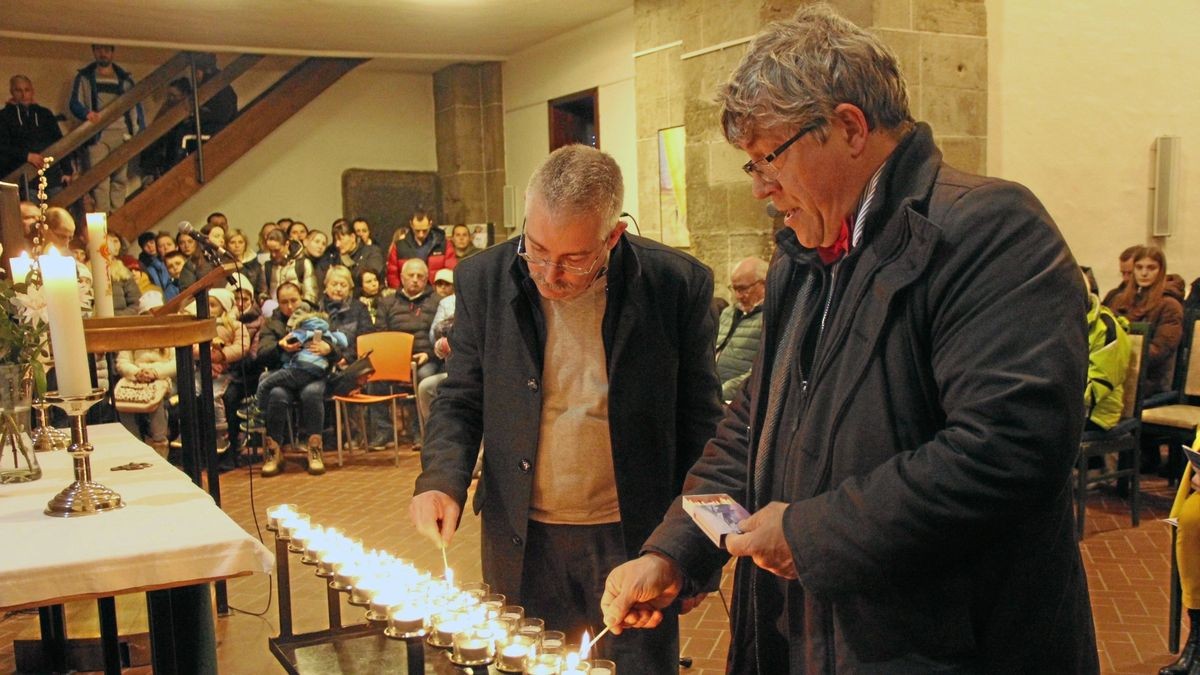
[157,67,436,235]
[502,8,638,234]
[987,1,1199,295]
[1,41,437,238]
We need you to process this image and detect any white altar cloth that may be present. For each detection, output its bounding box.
[0,423,273,610]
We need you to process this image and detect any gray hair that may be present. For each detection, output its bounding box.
[323,264,353,289]
[718,3,912,146]
[525,144,623,236]
[401,258,428,276]
[10,75,32,89]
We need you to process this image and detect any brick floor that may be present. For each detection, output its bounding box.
[0,446,1186,674]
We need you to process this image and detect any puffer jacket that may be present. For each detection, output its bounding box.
[1086,294,1131,430]
[715,303,763,401]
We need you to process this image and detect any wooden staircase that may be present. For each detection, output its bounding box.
[3,52,365,242]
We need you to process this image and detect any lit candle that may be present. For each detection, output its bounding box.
[85,213,113,318]
[563,651,591,673]
[386,603,427,638]
[265,504,298,531]
[584,659,616,675]
[495,641,528,672]
[8,253,33,283]
[40,247,91,397]
[451,629,494,665]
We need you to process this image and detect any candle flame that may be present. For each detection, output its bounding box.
[580,630,591,659]
[566,652,580,670]
[445,566,455,587]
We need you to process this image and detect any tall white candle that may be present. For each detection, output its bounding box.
[8,253,33,283]
[40,247,92,397]
[85,212,114,318]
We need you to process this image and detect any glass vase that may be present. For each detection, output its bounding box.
[0,363,41,484]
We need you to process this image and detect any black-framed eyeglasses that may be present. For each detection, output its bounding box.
[741,120,823,181]
[516,219,609,276]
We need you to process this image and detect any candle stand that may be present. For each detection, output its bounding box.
[264,507,612,675]
[267,524,426,674]
[43,389,125,517]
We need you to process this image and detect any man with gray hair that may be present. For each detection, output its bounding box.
[411,144,722,671]
[603,5,1096,673]
[717,256,768,401]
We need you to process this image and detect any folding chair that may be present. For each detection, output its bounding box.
[1075,324,1150,539]
[331,332,419,467]
[1142,312,1200,481]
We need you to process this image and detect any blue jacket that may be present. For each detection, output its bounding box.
[69,62,145,143]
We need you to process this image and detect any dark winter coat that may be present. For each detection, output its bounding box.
[643,124,1098,674]
[414,234,724,599]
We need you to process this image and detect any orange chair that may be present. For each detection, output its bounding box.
[331,331,420,467]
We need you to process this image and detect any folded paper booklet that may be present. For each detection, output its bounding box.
[1185,445,1200,473]
[683,494,751,550]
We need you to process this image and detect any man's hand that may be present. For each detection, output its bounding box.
[409,490,461,548]
[307,340,332,356]
[724,501,797,579]
[434,337,451,360]
[601,553,684,634]
[279,337,301,353]
[86,111,101,124]
[26,153,45,169]
[679,592,708,615]
[414,352,430,366]
[136,368,157,383]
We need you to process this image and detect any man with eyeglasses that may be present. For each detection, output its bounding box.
[411,144,723,672]
[602,6,1095,674]
[716,257,768,402]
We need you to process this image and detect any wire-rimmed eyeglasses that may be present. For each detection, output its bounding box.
[516,221,608,276]
[741,120,823,182]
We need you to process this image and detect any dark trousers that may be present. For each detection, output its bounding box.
[519,521,679,675]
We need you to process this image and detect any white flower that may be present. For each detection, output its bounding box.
[13,286,48,327]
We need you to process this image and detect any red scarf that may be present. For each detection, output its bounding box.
[817,218,851,266]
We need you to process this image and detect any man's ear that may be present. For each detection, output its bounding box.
[831,103,870,157]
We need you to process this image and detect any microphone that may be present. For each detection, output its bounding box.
[765,204,781,218]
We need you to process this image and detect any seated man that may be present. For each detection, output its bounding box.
[716,256,767,401]
[379,258,440,381]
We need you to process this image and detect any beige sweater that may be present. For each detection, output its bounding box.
[529,280,621,525]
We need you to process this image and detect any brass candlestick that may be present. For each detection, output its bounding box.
[43,389,125,517]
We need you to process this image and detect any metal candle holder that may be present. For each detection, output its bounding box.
[30,397,70,453]
[43,389,126,517]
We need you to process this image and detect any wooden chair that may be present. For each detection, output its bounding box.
[1142,313,1200,481]
[331,332,419,468]
[1075,325,1150,539]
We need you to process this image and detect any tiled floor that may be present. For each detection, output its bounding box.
[0,445,1186,674]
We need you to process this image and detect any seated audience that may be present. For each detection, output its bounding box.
[352,217,377,248]
[262,229,317,304]
[417,272,457,432]
[115,347,175,456]
[176,229,206,283]
[449,224,481,262]
[201,288,252,447]
[716,256,767,401]
[108,256,142,316]
[1084,269,1131,431]
[305,230,334,290]
[1105,245,1183,397]
[287,220,308,243]
[380,258,440,381]
[226,227,264,296]
[137,231,170,289]
[255,222,278,264]
[1102,244,1139,306]
[387,208,455,287]
[162,250,187,300]
[332,220,385,279]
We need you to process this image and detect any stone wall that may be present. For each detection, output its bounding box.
[634,0,986,291]
[433,63,506,227]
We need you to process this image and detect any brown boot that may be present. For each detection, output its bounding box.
[261,438,283,477]
[306,434,325,475]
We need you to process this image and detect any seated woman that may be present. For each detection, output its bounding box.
[1105,245,1184,398]
[115,347,175,457]
[257,265,367,477]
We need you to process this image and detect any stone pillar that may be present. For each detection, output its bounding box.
[633,0,986,292]
[433,63,506,227]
